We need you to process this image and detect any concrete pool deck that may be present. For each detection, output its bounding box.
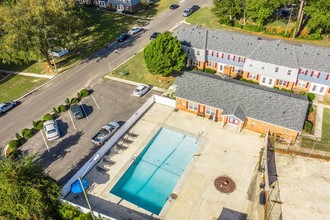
[65,103,265,219]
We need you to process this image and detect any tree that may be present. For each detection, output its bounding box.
[246,0,283,26]
[0,155,61,219]
[304,0,330,34]
[0,0,82,66]
[212,0,244,25]
[144,32,186,76]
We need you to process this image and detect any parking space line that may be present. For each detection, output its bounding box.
[41,131,50,152]
[68,111,77,130]
[80,101,89,119]
[90,94,101,110]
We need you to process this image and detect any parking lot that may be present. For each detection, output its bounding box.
[21,79,162,185]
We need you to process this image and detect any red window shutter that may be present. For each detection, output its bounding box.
[232,67,235,72]
[215,109,218,117]
[328,88,330,93]
[186,101,188,109]
[198,62,200,66]
[221,53,224,59]
[244,58,246,63]
[310,71,314,77]
[215,63,218,68]
[295,80,298,85]
[233,56,236,61]
[298,69,302,74]
[198,105,200,112]
[206,50,209,55]
[238,57,241,62]
[228,54,230,60]
[286,82,289,87]
[256,75,259,80]
[317,72,321,78]
[216,52,219,57]
[305,82,309,88]
[203,106,206,113]
[246,73,249,78]
[326,74,329,80]
[212,51,214,56]
[305,70,308,75]
[275,80,279,85]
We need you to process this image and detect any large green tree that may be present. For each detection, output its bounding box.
[144,32,186,76]
[304,0,330,34]
[212,0,244,24]
[0,155,61,219]
[245,0,283,26]
[0,0,82,66]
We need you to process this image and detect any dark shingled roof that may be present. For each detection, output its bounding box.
[218,208,248,220]
[174,71,309,131]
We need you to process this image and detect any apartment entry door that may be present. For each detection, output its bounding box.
[228,117,239,125]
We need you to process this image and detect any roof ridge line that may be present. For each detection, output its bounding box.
[247,40,265,57]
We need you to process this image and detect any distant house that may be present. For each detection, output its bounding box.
[76,0,141,12]
[173,27,330,99]
[174,71,309,143]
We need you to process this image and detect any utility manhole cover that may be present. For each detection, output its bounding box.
[214,176,236,193]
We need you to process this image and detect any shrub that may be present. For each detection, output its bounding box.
[304,120,313,133]
[309,33,321,40]
[273,86,280,90]
[65,98,70,105]
[33,120,44,130]
[243,25,264,32]
[205,68,216,74]
[57,105,67,112]
[53,107,58,114]
[240,78,248,82]
[71,97,80,104]
[8,139,20,150]
[7,148,20,160]
[280,88,293,93]
[307,93,315,101]
[78,89,90,98]
[43,113,53,121]
[300,91,306,95]
[15,133,22,140]
[308,105,314,114]
[21,128,33,139]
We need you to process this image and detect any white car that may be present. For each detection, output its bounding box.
[128,27,143,35]
[133,85,151,97]
[50,48,69,58]
[43,120,60,141]
[0,101,16,114]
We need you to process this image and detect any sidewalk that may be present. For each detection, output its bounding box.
[0,69,54,79]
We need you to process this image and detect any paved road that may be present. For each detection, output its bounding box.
[0,0,212,149]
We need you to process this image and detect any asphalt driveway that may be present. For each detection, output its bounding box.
[21,79,162,185]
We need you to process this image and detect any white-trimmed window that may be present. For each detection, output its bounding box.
[197,50,200,55]
[297,80,307,87]
[188,102,198,111]
[261,63,265,70]
[248,73,257,79]
[192,60,198,66]
[275,67,279,72]
[205,106,215,115]
[208,61,216,67]
[287,70,292,75]
[312,85,317,92]
[249,61,253,67]
[262,77,266,83]
[278,80,287,86]
[99,1,106,7]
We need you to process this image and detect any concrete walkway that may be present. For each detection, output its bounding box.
[0,69,54,79]
[314,104,323,138]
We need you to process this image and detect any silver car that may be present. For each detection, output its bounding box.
[0,101,16,114]
[128,27,143,35]
[133,85,151,97]
[182,8,193,17]
[43,120,60,141]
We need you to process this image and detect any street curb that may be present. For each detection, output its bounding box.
[104,75,165,93]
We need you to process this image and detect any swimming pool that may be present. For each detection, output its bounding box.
[110,127,199,215]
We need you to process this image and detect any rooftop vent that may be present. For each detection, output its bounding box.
[283,111,286,114]
[317,53,320,55]
[258,37,262,40]
[285,47,287,50]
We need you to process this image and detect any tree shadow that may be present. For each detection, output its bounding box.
[81,104,94,117]
[35,131,84,172]
[57,119,69,137]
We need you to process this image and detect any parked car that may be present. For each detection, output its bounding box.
[50,48,69,58]
[128,27,143,35]
[191,5,200,12]
[0,101,16,114]
[133,85,151,97]
[182,8,193,17]
[91,122,120,146]
[170,4,179,10]
[117,33,129,42]
[43,120,60,141]
[150,32,160,40]
[70,104,84,119]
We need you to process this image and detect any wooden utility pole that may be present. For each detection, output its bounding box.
[293,0,306,38]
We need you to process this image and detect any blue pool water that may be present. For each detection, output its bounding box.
[110,127,199,215]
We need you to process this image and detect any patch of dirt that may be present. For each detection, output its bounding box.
[307,105,317,133]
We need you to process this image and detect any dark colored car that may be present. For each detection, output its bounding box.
[70,104,84,119]
[170,4,179,10]
[150,32,160,40]
[191,5,200,12]
[117,33,129,42]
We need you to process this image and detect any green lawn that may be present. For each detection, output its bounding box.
[186,7,330,47]
[139,0,179,18]
[0,75,48,102]
[301,108,330,152]
[111,51,175,89]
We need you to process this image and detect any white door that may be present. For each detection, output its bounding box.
[228,118,239,125]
